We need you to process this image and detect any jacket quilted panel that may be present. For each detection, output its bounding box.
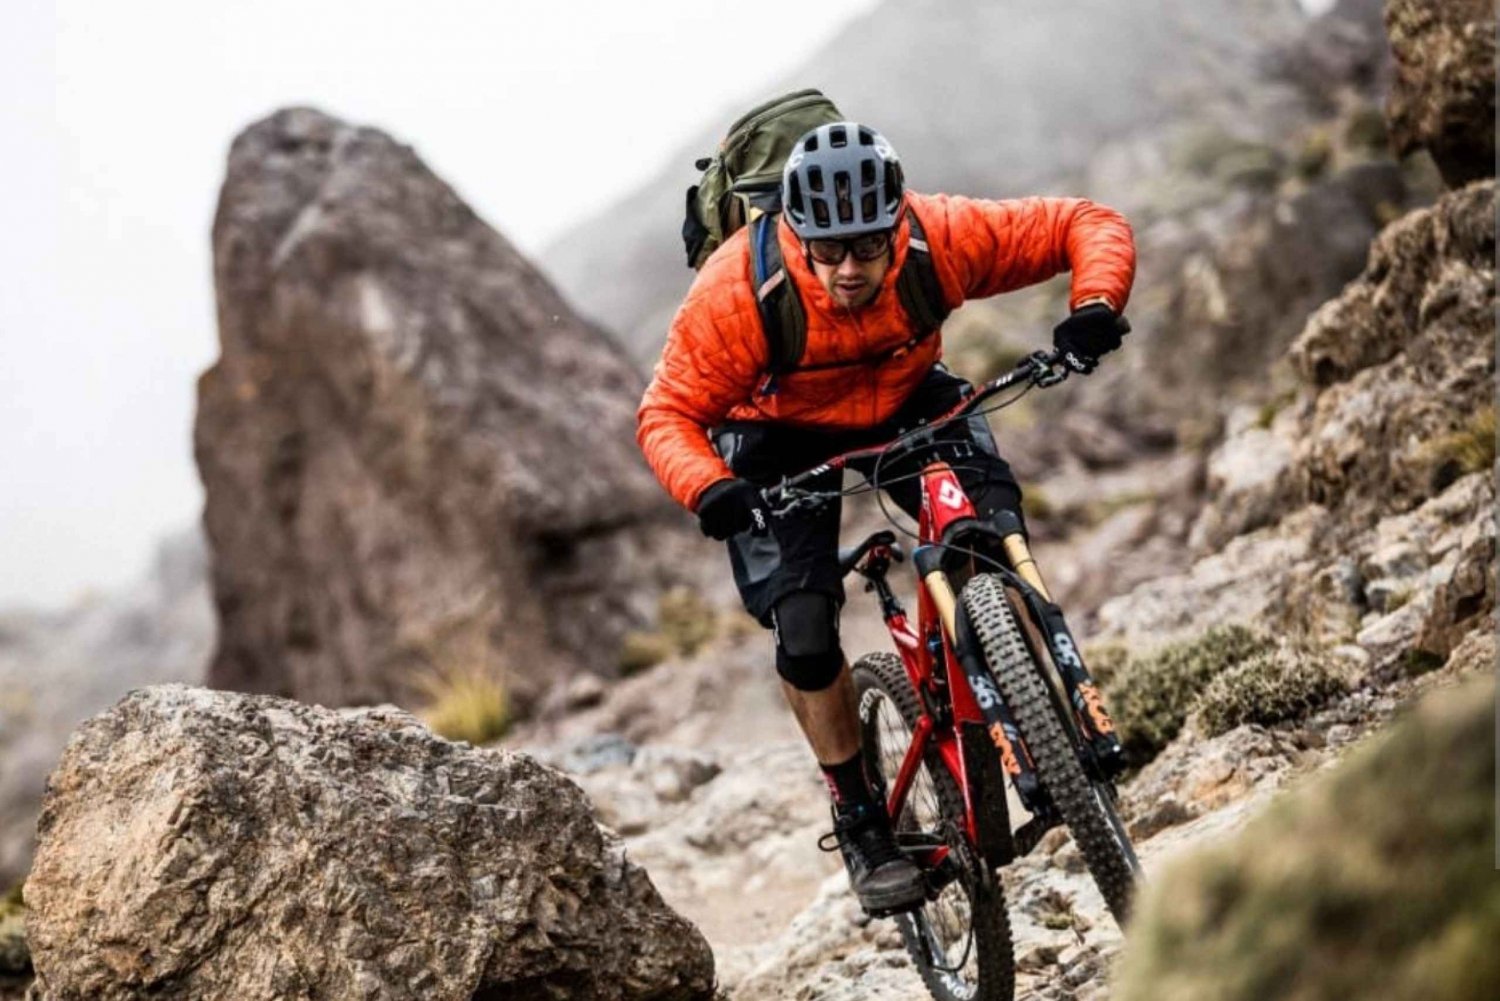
[637,191,1135,511]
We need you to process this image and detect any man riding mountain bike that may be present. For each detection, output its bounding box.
[637,120,1136,916]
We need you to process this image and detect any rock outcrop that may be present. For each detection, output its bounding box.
[1118,177,1496,671]
[0,530,212,889]
[1385,0,1496,188]
[24,686,714,1001]
[197,107,702,712]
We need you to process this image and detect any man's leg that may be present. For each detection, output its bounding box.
[780,664,859,765]
[712,421,923,913]
[769,590,924,913]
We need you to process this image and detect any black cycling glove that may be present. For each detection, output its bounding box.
[1053,303,1126,375]
[696,478,770,540]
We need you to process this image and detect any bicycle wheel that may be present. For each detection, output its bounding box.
[958,574,1141,924]
[853,652,1015,1001]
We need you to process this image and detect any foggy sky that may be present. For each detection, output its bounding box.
[0,0,876,608]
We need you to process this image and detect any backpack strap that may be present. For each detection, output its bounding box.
[750,212,806,377]
[895,211,952,336]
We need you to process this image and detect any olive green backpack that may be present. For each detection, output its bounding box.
[681,89,950,382]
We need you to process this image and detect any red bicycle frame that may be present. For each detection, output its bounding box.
[873,460,1009,866]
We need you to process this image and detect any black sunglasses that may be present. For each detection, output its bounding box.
[805,230,893,266]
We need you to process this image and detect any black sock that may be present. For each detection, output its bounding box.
[821,751,875,810]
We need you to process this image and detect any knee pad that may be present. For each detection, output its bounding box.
[772,592,843,691]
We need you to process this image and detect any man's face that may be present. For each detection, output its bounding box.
[806,231,893,309]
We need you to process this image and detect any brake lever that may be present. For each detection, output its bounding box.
[1026,350,1069,388]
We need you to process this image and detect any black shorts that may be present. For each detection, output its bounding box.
[712,364,1024,624]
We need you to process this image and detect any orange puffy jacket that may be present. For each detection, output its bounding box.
[637,191,1136,511]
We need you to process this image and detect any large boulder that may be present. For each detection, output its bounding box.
[24,685,714,1001]
[1385,0,1496,187]
[196,107,698,711]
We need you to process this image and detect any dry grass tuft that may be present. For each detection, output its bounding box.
[415,665,509,746]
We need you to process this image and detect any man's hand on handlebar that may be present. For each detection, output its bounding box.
[1052,303,1129,375]
[696,478,771,539]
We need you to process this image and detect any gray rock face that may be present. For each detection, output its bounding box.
[24,686,714,1001]
[1289,181,1495,518]
[1104,181,1495,672]
[1385,0,1496,187]
[197,107,698,711]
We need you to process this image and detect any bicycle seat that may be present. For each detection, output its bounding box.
[839,530,904,578]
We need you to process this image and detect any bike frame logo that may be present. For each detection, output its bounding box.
[1052,633,1083,669]
[937,480,965,510]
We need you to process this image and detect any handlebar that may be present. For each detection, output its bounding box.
[761,346,1078,514]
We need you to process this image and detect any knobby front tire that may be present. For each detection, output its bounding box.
[853,652,1015,1001]
[958,574,1140,925]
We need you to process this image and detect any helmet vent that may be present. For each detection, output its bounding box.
[812,199,830,228]
[807,166,824,192]
[860,159,876,187]
[834,172,853,223]
[829,126,848,148]
[804,134,819,153]
[858,127,875,146]
[884,165,903,208]
[787,173,804,214]
[861,191,878,223]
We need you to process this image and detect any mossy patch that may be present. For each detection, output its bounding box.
[1194,647,1347,738]
[1103,625,1274,763]
[1419,406,1497,491]
[1115,676,1500,1001]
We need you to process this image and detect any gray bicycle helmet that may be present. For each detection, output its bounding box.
[781,122,905,239]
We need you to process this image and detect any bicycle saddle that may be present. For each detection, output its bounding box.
[838,530,904,578]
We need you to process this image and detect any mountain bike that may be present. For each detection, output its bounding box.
[762,348,1141,1001]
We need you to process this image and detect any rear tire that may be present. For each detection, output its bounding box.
[958,574,1140,925]
[853,652,1015,1001]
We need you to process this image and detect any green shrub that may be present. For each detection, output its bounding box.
[1104,625,1274,763]
[1116,676,1500,1001]
[1400,648,1447,678]
[1081,640,1131,687]
[1193,647,1347,737]
[416,666,509,745]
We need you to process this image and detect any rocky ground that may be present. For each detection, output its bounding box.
[510,589,1492,999]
